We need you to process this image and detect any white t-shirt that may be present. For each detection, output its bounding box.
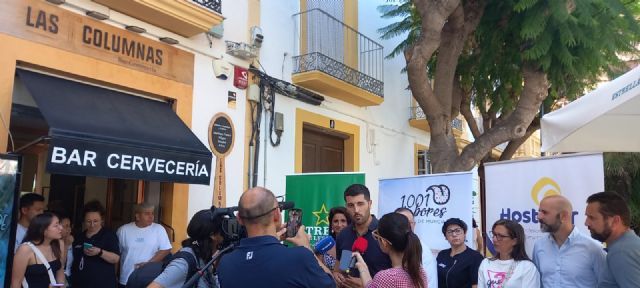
[14,224,27,252]
[477,258,540,288]
[422,243,438,288]
[117,222,172,284]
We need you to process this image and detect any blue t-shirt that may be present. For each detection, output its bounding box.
[217,235,335,288]
[335,215,391,277]
[599,230,640,288]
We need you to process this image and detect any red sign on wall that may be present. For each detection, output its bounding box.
[234,66,248,89]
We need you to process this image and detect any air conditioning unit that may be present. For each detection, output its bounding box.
[225,41,257,60]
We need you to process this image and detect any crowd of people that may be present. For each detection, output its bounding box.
[10,194,172,288]
[9,185,640,288]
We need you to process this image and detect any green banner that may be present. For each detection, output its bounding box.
[286,173,365,245]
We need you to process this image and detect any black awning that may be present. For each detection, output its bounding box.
[17,69,212,185]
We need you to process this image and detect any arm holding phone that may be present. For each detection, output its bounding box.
[83,242,120,264]
[285,225,334,277]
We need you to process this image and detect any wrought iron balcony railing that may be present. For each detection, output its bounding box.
[410,106,464,130]
[292,9,384,97]
[192,0,221,14]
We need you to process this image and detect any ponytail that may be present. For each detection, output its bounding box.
[378,213,426,288]
[402,232,425,288]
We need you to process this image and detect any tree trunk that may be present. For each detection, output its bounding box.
[408,0,486,173]
[451,65,548,171]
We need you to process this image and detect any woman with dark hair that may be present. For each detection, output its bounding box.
[71,200,120,288]
[436,218,483,288]
[478,219,539,288]
[354,212,426,288]
[329,207,351,240]
[149,209,224,288]
[11,212,65,287]
[58,213,74,285]
[318,206,351,270]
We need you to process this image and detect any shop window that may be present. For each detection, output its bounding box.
[417,150,432,175]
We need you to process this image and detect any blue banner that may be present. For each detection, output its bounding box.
[0,155,20,287]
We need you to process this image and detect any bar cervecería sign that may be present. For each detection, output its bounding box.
[0,0,194,84]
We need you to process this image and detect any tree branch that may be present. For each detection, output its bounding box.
[451,77,463,118]
[499,117,540,161]
[452,65,548,170]
[460,87,482,138]
[406,0,461,136]
[434,4,465,121]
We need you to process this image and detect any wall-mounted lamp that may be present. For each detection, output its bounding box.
[125,25,146,33]
[159,37,179,45]
[86,11,109,20]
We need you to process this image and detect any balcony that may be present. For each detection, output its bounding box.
[292,9,384,106]
[93,0,223,37]
[409,106,464,136]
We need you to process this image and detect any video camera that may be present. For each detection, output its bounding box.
[209,206,244,249]
[209,200,295,249]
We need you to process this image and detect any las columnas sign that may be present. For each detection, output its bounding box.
[48,137,211,185]
[0,0,194,84]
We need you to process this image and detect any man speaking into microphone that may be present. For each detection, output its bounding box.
[217,187,335,288]
[334,184,391,288]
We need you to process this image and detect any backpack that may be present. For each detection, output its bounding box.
[126,250,199,288]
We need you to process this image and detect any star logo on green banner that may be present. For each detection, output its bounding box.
[312,203,330,226]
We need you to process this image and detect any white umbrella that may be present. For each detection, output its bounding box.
[541,65,640,152]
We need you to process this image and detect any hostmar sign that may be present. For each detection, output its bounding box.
[484,153,604,256]
[286,173,365,245]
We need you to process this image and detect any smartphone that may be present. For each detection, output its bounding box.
[83,242,93,249]
[338,250,352,272]
[286,208,303,238]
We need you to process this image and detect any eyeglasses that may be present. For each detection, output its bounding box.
[372,229,390,245]
[446,228,464,236]
[85,220,102,226]
[490,231,513,241]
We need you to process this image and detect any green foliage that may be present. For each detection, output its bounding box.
[476,0,639,104]
[604,152,640,232]
[378,0,640,119]
[378,1,421,60]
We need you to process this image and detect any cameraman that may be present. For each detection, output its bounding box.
[217,187,335,288]
[148,209,223,288]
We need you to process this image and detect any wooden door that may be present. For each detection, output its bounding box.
[302,125,346,173]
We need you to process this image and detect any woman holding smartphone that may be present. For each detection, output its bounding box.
[71,200,120,288]
[11,212,65,288]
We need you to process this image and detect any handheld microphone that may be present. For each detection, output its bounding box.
[313,236,335,255]
[346,237,368,274]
